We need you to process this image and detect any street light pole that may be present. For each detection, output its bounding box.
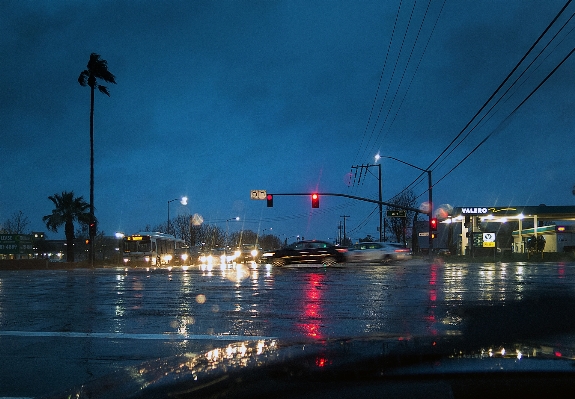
[225,217,240,248]
[167,196,188,236]
[378,163,382,242]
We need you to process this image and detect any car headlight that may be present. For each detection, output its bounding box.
[251,249,258,257]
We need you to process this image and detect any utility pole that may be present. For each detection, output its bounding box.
[375,155,433,254]
[340,215,350,245]
[350,164,382,241]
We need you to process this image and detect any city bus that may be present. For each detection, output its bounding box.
[122,232,186,266]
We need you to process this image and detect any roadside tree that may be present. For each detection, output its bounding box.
[1,210,30,234]
[78,53,116,263]
[42,191,91,262]
[386,190,419,244]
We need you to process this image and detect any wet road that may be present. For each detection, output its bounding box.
[0,260,574,398]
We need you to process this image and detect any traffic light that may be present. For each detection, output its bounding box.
[430,217,438,231]
[311,193,319,208]
[89,220,97,237]
[85,239,90,245]
[266,194,273,207]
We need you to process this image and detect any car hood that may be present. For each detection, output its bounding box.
[44,334,575,399]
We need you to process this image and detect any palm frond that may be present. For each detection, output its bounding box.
[78,70,89,86]
[98,85,110,96]
[87,53,117,84]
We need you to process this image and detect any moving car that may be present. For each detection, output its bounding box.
[346,241,412,263]
[235,244,263,263]
[262,240,347,267]
[172,246,192,266]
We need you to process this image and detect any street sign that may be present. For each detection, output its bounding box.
[250,190,267,200]
[387,210,406,217]
[418,232,429,237]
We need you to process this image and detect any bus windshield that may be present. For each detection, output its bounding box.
[124,239,152,253]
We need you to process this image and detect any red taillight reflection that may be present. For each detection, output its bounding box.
[394,249,409,253]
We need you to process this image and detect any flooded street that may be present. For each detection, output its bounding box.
[1,260,574,397]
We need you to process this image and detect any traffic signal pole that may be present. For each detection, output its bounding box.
[266,193,421,213]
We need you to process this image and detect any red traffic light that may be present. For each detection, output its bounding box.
[311,193,319,208]
[266,194,273,207]
[89,220,97,236]
[430,218,438,231]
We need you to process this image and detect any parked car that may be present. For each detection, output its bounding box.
[262,240,347,267]
[346,242,412,263]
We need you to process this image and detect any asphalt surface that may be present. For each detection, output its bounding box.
[0,259,574,398]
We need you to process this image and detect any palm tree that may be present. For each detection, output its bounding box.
[43,191,91,262]
[78,53,116,263]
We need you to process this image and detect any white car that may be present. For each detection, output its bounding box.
[346,242,412,263]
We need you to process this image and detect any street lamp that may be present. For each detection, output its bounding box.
[167,196,188,235]
[115,232,124,265]
[376,154,433,253]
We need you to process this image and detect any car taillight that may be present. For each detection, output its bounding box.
[394,249,409,253]
[336,248,348,253]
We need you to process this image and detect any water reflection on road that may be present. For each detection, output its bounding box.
[0,261,573,342]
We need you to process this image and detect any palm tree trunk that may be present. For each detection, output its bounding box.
[89,85,95,266]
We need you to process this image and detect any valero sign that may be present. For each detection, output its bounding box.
[461,207,489,215]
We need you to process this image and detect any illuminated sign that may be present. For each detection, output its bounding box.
[461,207,489,215]
[0,234,33,255]
[482,233,495,248]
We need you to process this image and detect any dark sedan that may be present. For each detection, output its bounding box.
[262,240,347,267]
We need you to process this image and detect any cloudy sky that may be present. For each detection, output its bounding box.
[2,0,575,241]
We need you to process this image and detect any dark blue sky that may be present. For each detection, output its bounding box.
[2,0,575,241]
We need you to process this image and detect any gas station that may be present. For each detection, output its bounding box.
[447,205,575,255]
